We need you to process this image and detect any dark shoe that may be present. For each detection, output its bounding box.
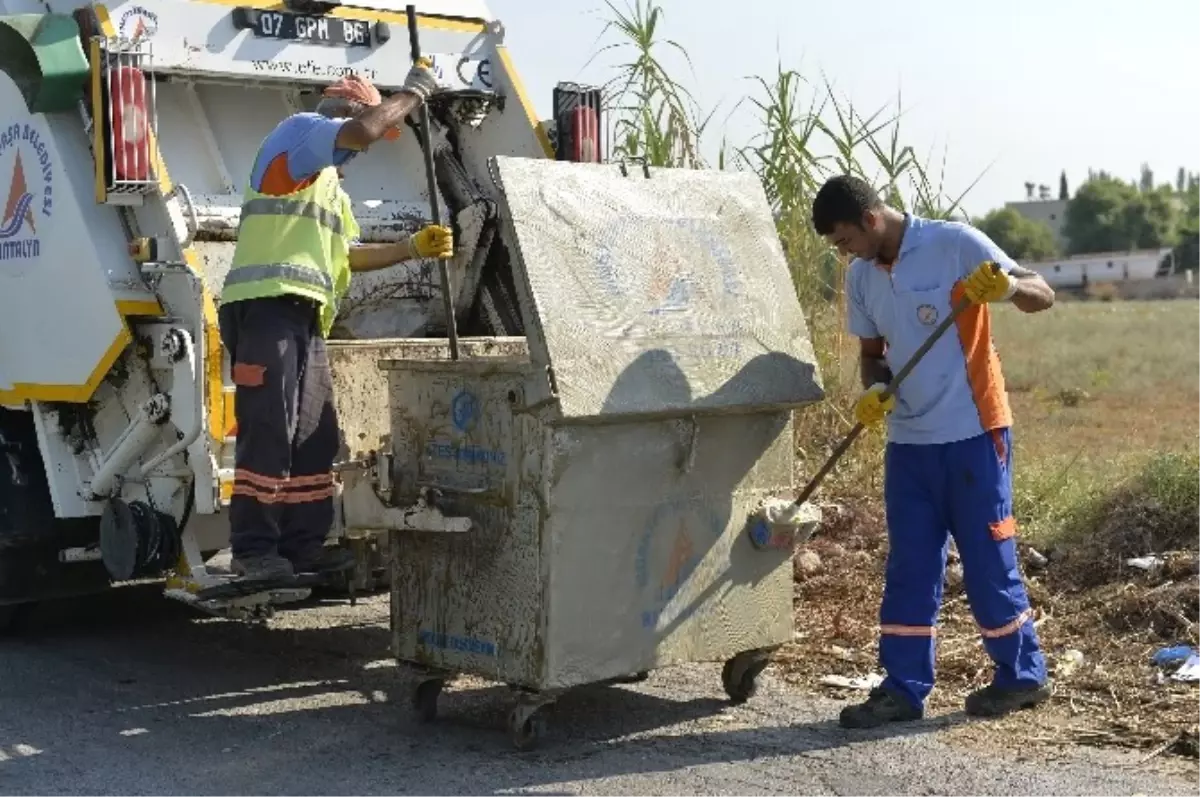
[965,681,1052,717]
[839,687,924,729]
[291,546,356,576]
[231,553,295,583]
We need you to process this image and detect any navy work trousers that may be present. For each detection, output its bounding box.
[879,427,1048,708]
[217,295,340,563]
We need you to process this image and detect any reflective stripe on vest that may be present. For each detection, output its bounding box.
[223,262,334,292]
[222,155,358,338]
[239,197,345,238]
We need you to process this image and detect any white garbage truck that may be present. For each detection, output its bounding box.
[0,0,572,618]
[0,0,826,747]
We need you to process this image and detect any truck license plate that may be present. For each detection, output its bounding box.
[249,10,372,48]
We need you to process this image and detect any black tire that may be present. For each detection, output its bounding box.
[722,653,770,705]
[0,602,34,637]
[0,408,55,552]
[507,707,548,752]
[0,408,107,605]
[412,679,443,724]
[612,671,650,684]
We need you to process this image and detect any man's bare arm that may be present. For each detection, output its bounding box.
[335,93,422,152]
[348,239,416,273]
[860,336,892,389]
[1008,264,1056,314]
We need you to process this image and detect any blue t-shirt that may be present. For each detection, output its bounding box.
[846,215,1017,445]
[249,112,357,196]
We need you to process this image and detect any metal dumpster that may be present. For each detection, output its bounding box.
[381,156,825,749]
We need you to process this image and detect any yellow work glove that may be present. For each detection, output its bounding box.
[854,383,895,429]
[409,225,454,259]
[962,260,1018,304]
[402,57,441,101]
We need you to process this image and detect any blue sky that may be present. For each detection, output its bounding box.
[491,0,1200,218]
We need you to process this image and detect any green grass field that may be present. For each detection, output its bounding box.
[991,299,1199,545]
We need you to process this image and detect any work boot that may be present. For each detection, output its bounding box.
[838,687,924,729]
[964,681,1052,717]
[231,552,295,583]
[291,546,356,576]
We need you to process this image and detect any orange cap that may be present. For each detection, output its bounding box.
[323,74,401,141]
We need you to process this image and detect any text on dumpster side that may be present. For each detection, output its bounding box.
[425,440,507,467]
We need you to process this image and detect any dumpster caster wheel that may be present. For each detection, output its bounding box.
[507,705,548,752]
[412,679,443,723]
[722,651,770,704]
[613,671,649,684]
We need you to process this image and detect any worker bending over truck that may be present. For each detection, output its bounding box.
[219,62,453,583]
[810,175,1056,728]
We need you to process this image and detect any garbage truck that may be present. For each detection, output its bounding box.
[0,0,826,748]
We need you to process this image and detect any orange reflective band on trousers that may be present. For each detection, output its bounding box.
[979,608,1033,639]
[880,624,937,638]
[232,468,335,505]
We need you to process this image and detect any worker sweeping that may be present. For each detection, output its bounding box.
[218,63,453,583]
[809,175,1057,728]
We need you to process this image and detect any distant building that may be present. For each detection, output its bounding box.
[1005,198,1070,250]
[1023,248,1174,289]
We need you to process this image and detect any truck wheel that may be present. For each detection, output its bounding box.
[0,407,54,552]
[1,408,107,605]
[0,603,33,637]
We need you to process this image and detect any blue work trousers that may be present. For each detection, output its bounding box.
[879,427,1047,709]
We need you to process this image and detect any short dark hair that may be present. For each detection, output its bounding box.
[811,175,883,235]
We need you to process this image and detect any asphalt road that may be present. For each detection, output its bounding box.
[0,586,1192,796]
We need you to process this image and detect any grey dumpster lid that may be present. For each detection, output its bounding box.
[491,156,825,422]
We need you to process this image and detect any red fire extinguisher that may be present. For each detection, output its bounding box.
[110,65,151,182]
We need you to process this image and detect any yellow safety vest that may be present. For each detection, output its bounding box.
[221,162,359,337]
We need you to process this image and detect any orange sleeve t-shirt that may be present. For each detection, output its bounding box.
[249,112,358,197]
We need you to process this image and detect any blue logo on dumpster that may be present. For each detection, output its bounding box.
[635,501,723,630]
[450,389,479,432]
[592,217,744,317]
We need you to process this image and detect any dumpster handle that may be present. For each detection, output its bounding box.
[416,482,490,496]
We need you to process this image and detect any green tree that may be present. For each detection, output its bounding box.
[1059,170,1069,200]
[1139,163,1154,193]
[1172,181,1199,272]
[1177,166,1186,194]
[974,207,1059,261]
[1064,176,1180,254]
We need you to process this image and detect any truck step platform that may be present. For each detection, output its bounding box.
[193,573,327,602]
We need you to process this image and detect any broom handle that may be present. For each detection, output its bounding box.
[792,263,1001,507]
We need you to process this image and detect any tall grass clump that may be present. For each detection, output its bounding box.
[1044,450,1200,590]
[592,0,982,496]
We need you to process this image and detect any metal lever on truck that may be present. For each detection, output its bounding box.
[406,4,460,360]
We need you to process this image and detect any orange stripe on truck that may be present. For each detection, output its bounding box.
[951,282,1013,432]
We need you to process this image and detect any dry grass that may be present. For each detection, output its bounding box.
[776,299,1200,764]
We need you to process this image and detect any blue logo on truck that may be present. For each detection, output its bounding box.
[0,120,53,264]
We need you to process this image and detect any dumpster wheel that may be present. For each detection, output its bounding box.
[722,649,773,704]
[411,678,444,724]
[506,703,549,752]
